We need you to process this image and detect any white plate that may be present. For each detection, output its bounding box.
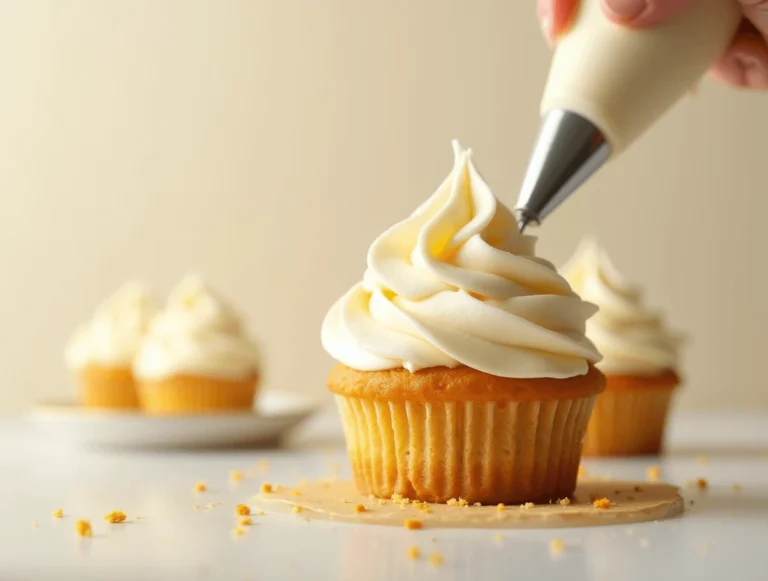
[30,392,318,450]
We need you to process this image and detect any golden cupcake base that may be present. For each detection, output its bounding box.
[582,371,679,457]
[138,374,258,415]
[328,364,605,505]
[78,364,139,409]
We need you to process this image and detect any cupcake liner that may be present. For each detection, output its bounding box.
[138,375,258,415]
[335,394,596,505]
[78,365,139,409]
[582,387,676,457]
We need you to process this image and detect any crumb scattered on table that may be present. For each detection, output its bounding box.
[732,483,742,492]
[260,482,273,494]
[354,504,366,513]
[52,509,64,518]
[639,538,650,548]
[494,533,503,544]
[407,546,420,559]
[404,519,423,530]
[646,466,660,482]
[75,520,92,537]
[549,538,565,553]
[32,521,39,528]
[496,503,505,511]
[231,527,246,538]
[239,517,252,526]
[521,502,535,509]
[194,482,207,493]
[559,498,571,506]
[292,506,302,515]
[236,504,251,516]
[428,552,444,566]
[230,470,244,483]
[593,497,612,509]
[104,511,127,524]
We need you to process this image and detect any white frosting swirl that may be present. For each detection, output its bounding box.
[65,282,159,370]
[321,141,602,379]
[133,275,261,381]
[562,239,682,376]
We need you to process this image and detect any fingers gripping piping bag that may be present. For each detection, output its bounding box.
[515,0,741,231]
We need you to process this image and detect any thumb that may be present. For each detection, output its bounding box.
[601,0,695,26]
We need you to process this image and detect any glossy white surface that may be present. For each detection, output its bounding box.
[29,392,317,450]
[1,410,767,581]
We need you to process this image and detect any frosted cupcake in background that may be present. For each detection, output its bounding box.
[562,239,683,456]
[65,282,159,409]
[322,141,604,505]
[134,275,261,415]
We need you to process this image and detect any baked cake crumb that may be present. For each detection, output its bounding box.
[428,552,444,566]
[377,499,386,506]
[473,502,482,507]
[404,519,423,530]
[696,478,708,490]
[549,538,565,553]
[354,504,366,513]
[593,497,612,509]
[75,520,92,537]
[257,510,265,516]
[239,517,252,526]
[32,521,39,528]
[104,511,127,524]
[260,482,273,494]
[194,482,207,493]
[496,503,505,511]
[732,483,742,492]
[559,498,571,506]
[231,527,246,538]
[646,466,660,482]
[292,506,302,514]
[236,504,251,516]
[291,490,301,496]
[230,470,244,483]
[407,546,420,559]
[447,498,459,506]
[521,502,535,509]
[52,509,64,518]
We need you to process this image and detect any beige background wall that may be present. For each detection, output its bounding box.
[0,0,766,412]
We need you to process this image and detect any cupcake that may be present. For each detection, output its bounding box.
[65,282,158,409]
[562,239,683,456]
[133,275,261,415]
[321,141,604,504]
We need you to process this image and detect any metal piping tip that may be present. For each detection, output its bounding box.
[515,109,610,227]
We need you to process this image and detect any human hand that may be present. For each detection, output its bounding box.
[537,0,768,89]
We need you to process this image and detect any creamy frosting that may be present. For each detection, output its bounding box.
[562,239,681,376]
[321,141,602,379]
[133,275,260,381]
[65,282,159,370]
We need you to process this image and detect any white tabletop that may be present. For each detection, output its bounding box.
[1,409,767,581]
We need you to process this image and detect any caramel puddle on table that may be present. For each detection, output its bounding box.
[252,480,683,529]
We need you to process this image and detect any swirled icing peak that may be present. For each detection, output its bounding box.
[562,238,682,375]
[321,141,602,379]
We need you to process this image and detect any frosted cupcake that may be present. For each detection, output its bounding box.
[133,275,261,415]
[322,141,604,504]
[65,282,158,409]
[563,239,683,456]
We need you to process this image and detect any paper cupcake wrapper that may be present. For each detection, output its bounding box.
[138,375,257,415]
[336,394,596,505]
[582,389,675,457]
[79,365,139,409]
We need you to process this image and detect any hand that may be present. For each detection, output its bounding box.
[537,0,768,90]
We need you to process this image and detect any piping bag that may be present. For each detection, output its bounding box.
[515,0,741,231]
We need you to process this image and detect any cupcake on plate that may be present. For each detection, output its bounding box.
[133,275,261,415]
[562,239,683,456]
[321,141,604,504]
[65,282,159,409]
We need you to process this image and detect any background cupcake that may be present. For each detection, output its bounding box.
[65,282,158,409]
[563,239,683,456]
[322,141,604,505]
[133,274,261,415]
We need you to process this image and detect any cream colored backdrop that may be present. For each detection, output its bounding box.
[0,0,766,412]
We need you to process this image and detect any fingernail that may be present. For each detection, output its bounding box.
[538,0,554,41]
[602,0,647,21]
